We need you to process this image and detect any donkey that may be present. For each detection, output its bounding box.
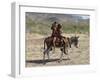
[43,36,71,64]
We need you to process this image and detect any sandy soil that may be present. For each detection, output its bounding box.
[25,33,89,67]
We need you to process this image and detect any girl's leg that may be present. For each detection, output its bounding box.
[53,37,56,47]
[53,37,56,54]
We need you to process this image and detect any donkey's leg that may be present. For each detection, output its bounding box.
[47,46,52,60]
[64,46,68,55]
[61,38,68,55]
[43,48,48,65]
[47,47,51,60]
[43,51,46,65]
[52,47,55,54]
[60,51,63,61]
[58,48,64,63]
[64,47,70,60]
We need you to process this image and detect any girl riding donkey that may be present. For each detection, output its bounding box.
[51,22,67,52]
[43,22,72,64]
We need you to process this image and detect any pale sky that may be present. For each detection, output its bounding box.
[81,15,89,19]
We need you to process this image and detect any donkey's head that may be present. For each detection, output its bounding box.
[70,36,79,48]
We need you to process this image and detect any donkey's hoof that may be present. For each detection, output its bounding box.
[43,61,46,65]
[43,62,46,65]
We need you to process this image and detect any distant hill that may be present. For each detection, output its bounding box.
[26,12,89,35]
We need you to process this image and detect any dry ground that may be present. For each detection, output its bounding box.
[25,33,89,67]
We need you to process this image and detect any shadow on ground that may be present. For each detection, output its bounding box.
[26,58,70,64]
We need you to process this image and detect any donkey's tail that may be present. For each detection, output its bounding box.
[44,39,46,50]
